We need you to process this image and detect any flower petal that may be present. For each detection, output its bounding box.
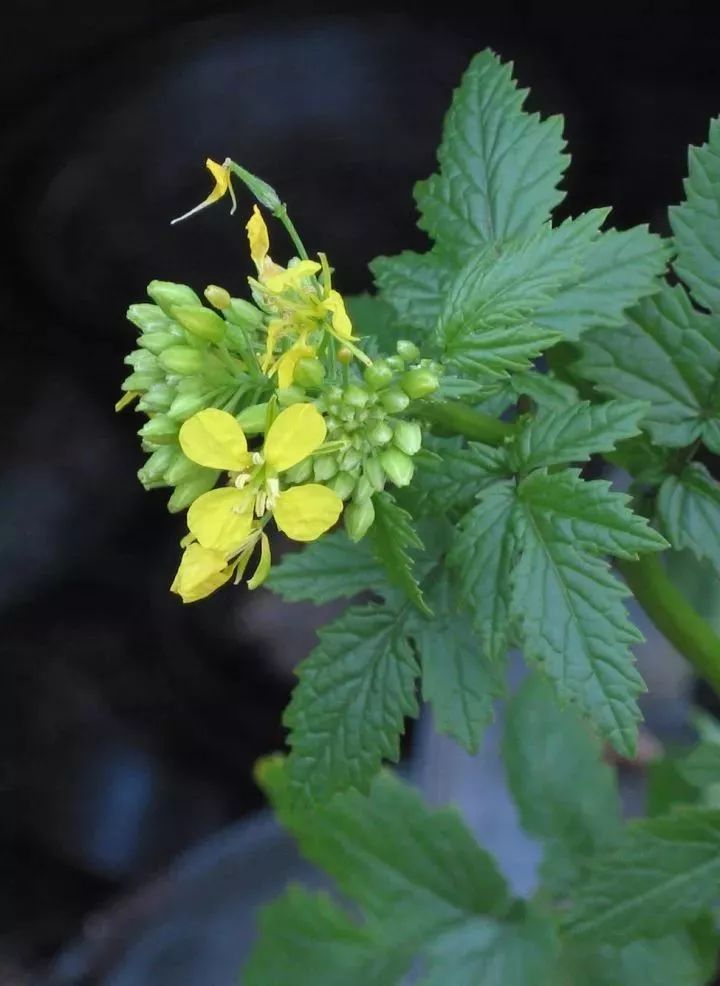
[246,205,270,271]
[247,531,272,589]
[171,159,234,225]
[323,289,353,339]
[187,486,254,550]
[273,484,343,541]
[179,408,251,471]
[171,542,233,603]
[263,260,321,293]
[276,339,314,389]
[264,403,327,473]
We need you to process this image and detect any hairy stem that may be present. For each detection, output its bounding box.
[618,555,720,694]
[419,399,514,445]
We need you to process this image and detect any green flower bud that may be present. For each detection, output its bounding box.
[167,470,219,513]
[368,420,393,446]
[236,403,268,435]
[125,349,160,372]
[139,331,182,355]
[138,382,175,412]
[379,447,414,487]
[393,420,422,456]
[138,446,178,488]
[204,285,231,310]
[138,415,180,445]
[284,458,313,484]
[122,371,159,392]
[127,303,174,334]
[230,162,282,211]
[326,385,344,403]
[344,498,375,542]
[380,387,410,413]
[364,456,386,492]
[396,339,420,362]
[175,377,207,396]
[386,355,406,373]
[147,280,202,316]
[171,305,226,344]
[353,475,374,502]
[363,361,394,391]
[343,384,369,408]
[339,447,362,472]
[277,385,307,406]
[313,454,338,482]
[168,392,209,422]
[293,357,326,390]
[158,346,206,375]
[329,471,356,500]
[164,452,202,485]
[226,298,265,329]
[400,368,440,399]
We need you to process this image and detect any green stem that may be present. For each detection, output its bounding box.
[273,204,309,260]
[618,555,720,694]
[419,399,513,446]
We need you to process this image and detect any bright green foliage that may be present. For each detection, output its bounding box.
[345,293,404,354]
[510,370,578,408]
[369,491,429,614]
[563,933,711,986]
[670,117,720,313]
[415,49,568,255]
[564,808,720,944]
[657,463,720,574]
[503,675,621,894]
[678,742,720,789]
[410,436,511,515]
[370,250,451,335]
[268,530,386,603]
[577,284,720,451]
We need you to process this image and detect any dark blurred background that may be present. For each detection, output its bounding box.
[3,3,720,982]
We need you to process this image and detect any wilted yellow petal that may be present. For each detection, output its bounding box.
[263,260,321,293]
[323,290,353,339]
[264,403,327,473]
[246,205,270,271]
[179,408,251,471]
[187,486,254,550]
[247,531,272,589]
[115,390,140,412]
[274,484,343,541]
[171,158,236,225]
[171,543,233,603]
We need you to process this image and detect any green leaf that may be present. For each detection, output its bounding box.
[678,742,720,788]
[268,531,386,603]
[511,370,579,409]
[438,230,570,378]
[564,807,720,944]
[509,399,649,471]
[646,756,701,817]
[421,911,559,986]
[415,49,568,255]
[503,674,621,894]
[576,284,720,450]
[370,250,452,335]
[370,492,429,614]
[345,294,404,355]
[516,469,669,561]
[670,117,720,313]
[244,887,410,986]
[413,573,506,753]
[563,932,711,986]
[283,604,419,804]
[411,436,511,515]
[511,504,645,757]
[449,483,519,661]
[657,463,720,575]
[534,225,669,341]
[605,434,674,487]
[260,758,511,939]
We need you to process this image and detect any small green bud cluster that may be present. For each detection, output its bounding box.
[123,280,266,511]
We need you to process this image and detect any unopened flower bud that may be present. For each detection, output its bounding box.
[167,470,219,513]
[127,303,174,334]
[343,384,369,408]
[164,452,202,485]
[364,361,394,391]
[125,349,160,373]
[344,498,375,542]
[380,387,410,413]
[147,280,202,316]
[138,415,180,445]
[293,357,326,390]
[204,285,232,310]
[337,346,354,365]
[236,403,268,435]
[368,421,393,446]
[284,458,313,484]
[171,305,226,344]
[277,385,307,406]
[168,392,209,422]
[339,447,362,472]
[230,162,282,211]
[159,346,206,375]
[379,447,414,487]
[396,339,420,362]
[313,454,338,482]
[138,446,178,488]
[138,382,175,412]
[400,368,440,399]
[330,471,356,500]
[386,355,406,373]
[139,331,182,355]
[364,456,386,492]
[122,371,158,392]
[393,420,422,456]
[226,298,264,330]
[353,475,374,502]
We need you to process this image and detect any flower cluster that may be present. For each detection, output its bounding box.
[119,158,439,602]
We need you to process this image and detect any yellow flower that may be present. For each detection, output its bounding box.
[171,158,237,225]
[170,402,343,602]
